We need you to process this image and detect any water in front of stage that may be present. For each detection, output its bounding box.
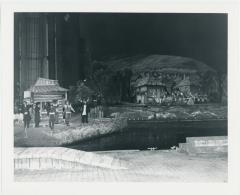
[66,120,227,151]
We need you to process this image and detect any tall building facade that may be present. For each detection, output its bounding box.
[14,13,54,103]
[14,13,90,104]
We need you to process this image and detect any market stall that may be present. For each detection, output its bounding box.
[25,78,68,121]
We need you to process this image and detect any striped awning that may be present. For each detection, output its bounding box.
[33,94,64,102]
[28,78,68,93]
[30,85,68,93]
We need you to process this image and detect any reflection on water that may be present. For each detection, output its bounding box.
[67,120,227,151]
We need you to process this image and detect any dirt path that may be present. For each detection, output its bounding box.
[15,114,85,147]
[14,114,122,147]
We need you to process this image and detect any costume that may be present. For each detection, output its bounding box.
[53,103,59,124]
[80,102,90,123]
[34,105,41,127]
[49,107,56,130]
[62,106,66,120]
[46,102,51,116]
[22,104,31,129]
[63,104,75,126]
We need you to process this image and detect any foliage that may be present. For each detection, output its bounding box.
[200,71,220,102]
[88,55,223,104]
[68,81,94,104]
[89,61,133,104]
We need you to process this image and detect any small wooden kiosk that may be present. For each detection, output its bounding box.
[26,78,68,120]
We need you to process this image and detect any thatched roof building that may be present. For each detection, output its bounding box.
[95,55,219,104]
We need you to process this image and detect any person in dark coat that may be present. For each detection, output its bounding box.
[22,101,32,138]
[46,102,51,116]
[80,99,90,123]
[34,102,41,127]
[62,106,66,122]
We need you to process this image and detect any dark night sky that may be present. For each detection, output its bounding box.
[64,13,227,73]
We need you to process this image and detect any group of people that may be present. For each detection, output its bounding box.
[146,88,209,106]
[20,99,92,138]
[161,91,208,106]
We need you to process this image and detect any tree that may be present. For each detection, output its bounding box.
[90,61,115,103]
[201,71,220,102]
[68,81,94,104]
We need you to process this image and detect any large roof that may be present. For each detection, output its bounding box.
[136,76,165,87]
[28,78,68,93]
[99,54,215,74]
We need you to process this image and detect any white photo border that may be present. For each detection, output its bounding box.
[1,1,240,195]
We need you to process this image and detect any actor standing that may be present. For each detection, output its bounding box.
[80,100,90,123]
[53,100,59,124]
[22,101,32,138]
[63,101,75,126]
[34,102,41,127]
[49,104,56,131]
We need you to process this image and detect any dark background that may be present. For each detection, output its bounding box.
[71,13,227,73]
[14,13,228,100]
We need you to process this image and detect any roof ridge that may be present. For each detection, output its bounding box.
[38,77,58,81]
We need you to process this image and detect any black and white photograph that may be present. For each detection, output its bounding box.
[1,1,240,195]
[13,12,228,182]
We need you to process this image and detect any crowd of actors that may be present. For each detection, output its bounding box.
[21,99,92,138]
[147,89,209,106]
[135,72,210,106]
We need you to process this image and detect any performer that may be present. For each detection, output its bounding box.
[53,100,59,124]
[22,101,32,138]
[80,99,90,123]
[34,102,41,127]
[63,101,75,126]
[49,104,56,131]
[62,105,66,123]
